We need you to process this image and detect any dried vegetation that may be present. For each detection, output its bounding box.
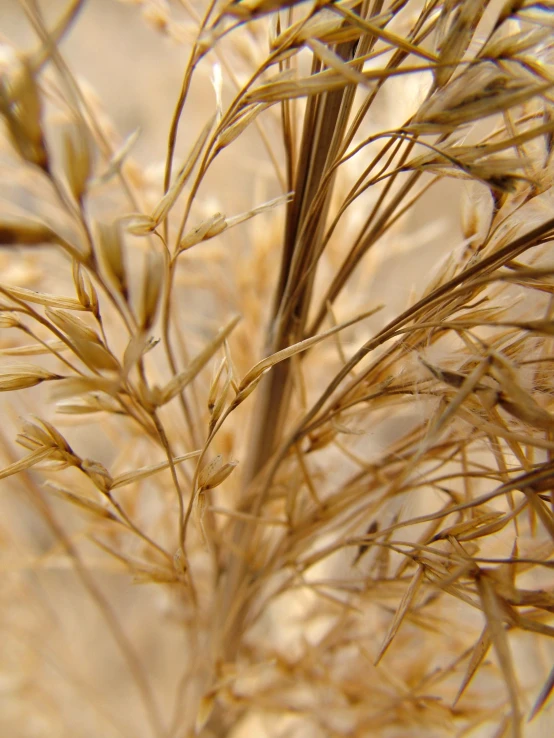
[2,0,554,736]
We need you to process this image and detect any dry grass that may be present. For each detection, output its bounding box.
[1,0,554,736]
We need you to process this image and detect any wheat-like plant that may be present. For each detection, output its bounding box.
[1,0,554,736]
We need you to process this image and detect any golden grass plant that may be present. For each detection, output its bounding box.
[2,0,554,735]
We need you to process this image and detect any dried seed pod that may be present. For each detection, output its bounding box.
[203,460,238,490]
[491,355,554,431]
[216,103,270,150]
[230,367,269,410]
[198,455,238,490]
[173,548,187,580]
[71,337,120,372]
[45,481,117,521]
[237,306,381,391]
[307,425,337,452]
[0,313,19,328]
[158,316,240,405]
[178,212,227,253]
[207,357,227,413]
[412,63,553,133]
[434,0,487,89]
[2,283,86,311]
[0,217,57,247]
[126,214,157,236]
[28,417,73,454]
[0,363,61,392]
[56,392,122,415]
[193,489,211,548]
[122,334,159,376]
[151,114,215,227]
[139,251,164,330]
[62,122,93,202]
[95,221,128,299]
[0,447,55,481]
[0,54,49,171]
[195,693,215,735]
[55,398,106,415]
[81,459,113,493]
[198,454,223,489]
[16,418,76,469]
[45,307,101,344]
[19,419,56,450]
[208,373,231,433]
[72,260,99,316]
[0,340,69,358]
[420,358,467,389]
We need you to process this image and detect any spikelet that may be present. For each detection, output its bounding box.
[62,122,93,202]
[95,220,129,299]
[139,250,164,330]
[0,363,61,391]
[0,53,49,171]
[0,217,57,247]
